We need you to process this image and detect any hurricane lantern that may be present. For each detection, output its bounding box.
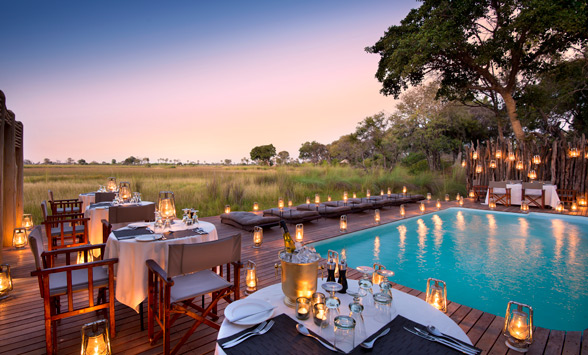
[402,186,407,195]
[0,265,13,299]
[12,228,28,249]
[288,199,293,207]
[366,189,371,198]
[278,198,284,210]
[445,194,450,202]
[399,204,406,218]
[343,191,348,204]
[245,260,258,294]
[489,199,497,210]
[353,192,357,198]
[571,202,578,212]
[469,190,475,199]
[489,160,497,169]
[532,155,541,165]
[81,319,111,355]
[475,165,483,174]
[295,224,304,243]
[340,215,348,233]
[508,152,516,161]
[314,194,320,204]
[459,197,464,207]
[556,202,564,214]
[158,191,177,220]
[569,147,580,158]
[253,226,263,248]
[456,193,461,201]
[118,182,131,202]
[106,177,117,192]
[327,195,332,202]
[387,187,392,196]
[520,202,529,213]
[374,209,381,225]
[425,278,447,313]
[224,205,231,214]
[380,189,384,196]
[528,170,537,180]
[22,214,34,230]
[472,151,478,160]
[516,161,524,170]
[503,301,533,352]
[427,193,432,201]
[579,196,587,207]
[419,202,425,215]
[495,149,502,159]
[436,199,441,210]
[306,197,310,205]
[253,202,259,212]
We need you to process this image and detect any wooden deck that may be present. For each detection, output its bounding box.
[1,200,587,354]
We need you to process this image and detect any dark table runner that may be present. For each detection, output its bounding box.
[113,228,202,241]
[217,313,477,355]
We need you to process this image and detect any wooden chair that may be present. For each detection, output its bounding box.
[146,234,242,355]
[95,192,116,203]
[488,181,511,206]
[43,214,89,259]
[557,189,577,207]
[29,228,118,355]
[102,219,113,244]
[522,182,545,209]
[473,185,488,202]
[41,200,50,220]
[49,199,82,215]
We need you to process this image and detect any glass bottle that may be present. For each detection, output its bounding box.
[280,220,295,253]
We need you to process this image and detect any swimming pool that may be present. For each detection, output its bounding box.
[310,208,588,331]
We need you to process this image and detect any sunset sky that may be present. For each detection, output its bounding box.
[1,1,418,163]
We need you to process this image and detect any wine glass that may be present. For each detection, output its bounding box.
[191,209,199,226]
[347,289,367,341]
[356,266,375,316]
[377,269,395,297]
[321,282,342,343]
[182,208,191,225]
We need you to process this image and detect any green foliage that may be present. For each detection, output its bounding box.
[299,141,329,164]
[250,144,276,165]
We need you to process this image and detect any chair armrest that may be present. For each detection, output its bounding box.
[43,213,86,221]
[146,259,173,285]
[52,198,81,203]
[32,258,118,276]
[41,243,106,257]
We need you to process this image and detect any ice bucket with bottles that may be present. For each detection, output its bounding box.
[275,250,320,308]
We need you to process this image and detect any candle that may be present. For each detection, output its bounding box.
[296,297,311,320]
[313,303,326,326]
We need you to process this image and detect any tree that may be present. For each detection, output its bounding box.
[111,159,116,164]
[250,144,276,165]
[240,157,249,165]
[43,158,52,165]
[367,0,588,142]
[66,157,74,164]
[299,141,329,164]
[224,159,232,165]
[77,159,87,165]
[276,151,290,165]
[123,156,140,165]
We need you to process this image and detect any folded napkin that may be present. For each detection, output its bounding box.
[113,228,152,240]
[90,202,113,209]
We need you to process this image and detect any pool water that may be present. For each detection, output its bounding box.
[310,208,588,331]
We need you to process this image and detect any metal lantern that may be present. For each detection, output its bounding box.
[81,319,111,355]
[340,215,348,233]
[106,177,117,192]
[353,192,357,198]
[489,199,497,210]
[366,190,371,198]
[158,191,177,220]
[400,204,406,218]
[0,265,13,300]
[571,202,578,212]
[372,263,386,285]
[314,194,320,204]
[503,301,533,352]
[224,205,231,214]
[419,202,425,215]
[495,149,502,159]
[444,194,450,202]
[461,160,466,167]
[436,199,441,210]
[253,202,259,212]
[469,190,475,198]
[306,197,310,205]
[295,224,304,243]
[253,226,263,248]
[532,155,541,165]
[77,250,94,264]
[278,198,284,210]
[343,191,348,204]
[22,214,34,230]
[327,195,332,202]
[288,200,293,207]
[245,260,258,294]
[556,202,564,213]
[516,161,524,170]
[528,170,537,180]
[475,165,483,174]
[425,278,447,313]
[455,193,461,201]
[118,181,132,202]
[426,193,432,201]
[579,196,587,207]
[569,147,580,158]
[489,160,497,169]
[374,209,381,225]
[387,187,392,196]
[402,186,407,195]
[12,227,28,249]
[458,197,464,206]
[520,202,529,213]
[472,151,478,160]
[508,152,516,161]
[380,189,384,196]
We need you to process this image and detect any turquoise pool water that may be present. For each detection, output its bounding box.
[311,208,588,331]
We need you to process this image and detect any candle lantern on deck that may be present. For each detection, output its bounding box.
[374,209,381,225]
[556,202,564,214]
[425,278,447,313]
[436,199,441,210]
[0,265,13,299]
[489,199,497,210]
[340,215,348,233]
[528,170,537,180]
[253,226,263,248]
[516,161,524,170]
[353,192,357,198]
[419,202,426,215]
[106,177,117,192]
[475,165,483,174]
[343,191,348,204]
[472,151,478,160]
[532,155,541,165]
[253,202,259,212]
[387,187,392,197]
[579,195,587,207]
[12,228,28,249]
[314,194,320,204]
[81,319,111,355]
[495,149,502,159]
[455,193,461,201]
[508,152,516,162]
[520,201,529,213]
[400,204,406,218]
[288,199,293,208]
[366,190,371,198]
[157,191,177,220]
[306,197,311,205]
[569,147,580,158]
[469,190,475,199]
[402,186,407,195]
[22,214,34,230]
[380,189,384,196]
[118,181,132,202]
[489,160,497,169]
[327,195,332,202]
[245,260,258,294]
[295,224,304,243]
[571,202,578,212]
[224,205,231,214]
[458,197,464,207]
[278,198,284,211]
[444,194,450,202]
[503,301,533,352]
[426,193,432,201]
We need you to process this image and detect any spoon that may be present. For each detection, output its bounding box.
[360,327,390,349]
[296,324,339,352]
[426,326,479,353]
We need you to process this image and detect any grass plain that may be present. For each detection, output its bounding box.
[24,164,467,223]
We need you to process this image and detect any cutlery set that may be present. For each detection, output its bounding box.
[403,326,480,354]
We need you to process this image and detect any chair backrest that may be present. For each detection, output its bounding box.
[29,227,45,270]
[508,180,522,184]
[102,219,112,244]
[523,182,543,190]
[489,181,506,188]
[43,216,89,251]
[41,200,49,220]
[95,192,116,203]
[108,204,155,224]
[167,234,241,278]
[48,190,54,202]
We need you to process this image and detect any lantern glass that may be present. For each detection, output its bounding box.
[475,165,483,174]
[0,264,13,299]
[426,193,431,201]
[314,194,320,204]
[340,215,347,233]
[444,194,450,202]
[532,155,541,165]
[22,214,34,230]
[374,209,380,225]
[402,186,407,194]
[366,189,371,198]
[245,260,257,294]
[520,202,528,213]
[436,199,441,210]
[157,191,176,220]
[295,224,304,243]
[503,302,533,352]
[489,160,497,169]
[496,150,502,159]
[556,202,564,213]
[380,189,384,196]
[508,152,516,161]
[579,197,587,207]
[12,228,28,249]
[328,195,332,202]
[489,200,497,210]
[419,202,425,214]
[387,187,391,196]
[253,226,263,248]
[81,319,111,355]
[343,191,348,203]
[528,170,537,180]
[253,202,259,212]
[278,198,284,210]
[458,197,464,206]
[106,177,117,192]
[425,278,447,313]
[118,182,132,202]
[400,204,406,218]
[469,190,475,198]
[353,192,357,198]
[472,151,478,160]
[288,200,293,207]
[306,197,310,204]
[516,161,524,170]
[224,205,231,214]
[456,193,461,201]
[571,202,578,212]
[569,147,580,158]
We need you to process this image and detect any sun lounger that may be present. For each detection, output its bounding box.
[263,208,321,224]
[295,204,352,218]
[220,211,280,231]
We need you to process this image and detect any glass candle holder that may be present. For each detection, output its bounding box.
[22,214,34,230]
[278,198,284,210]
[253,202,259,212]
[444,194,450,202]
[399,204,405,218]
[312,292,326,307]
[374,209,380,225]
[340,215,347,233]
[12,228,28,249]
[295,224,304,243]
[296,297,311,320]
[252,226,263,248]
[313,303,327,327]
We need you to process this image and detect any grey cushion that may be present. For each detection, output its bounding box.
[56,206,81,214]
[263,208,320,224]
[49,267,109,296]
[170,270,231,303]
[220,212,280,231]
[50,225,86,237]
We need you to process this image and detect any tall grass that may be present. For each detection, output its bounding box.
[24,164,466,223]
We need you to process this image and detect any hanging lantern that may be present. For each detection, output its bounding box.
[253,202,259,212]
[495,149,502,159]
[372,263,386,285]
[425,278,447,313]
[106,177,117,192]
[489,160,497,169]
[288,200,293,207]
[81,319,111,355]
[516,161,524,170]
[400,204,406,218]
[475,165,483,174]
[77,250,94,264]
[402,186,407,195]
[426,193,432,201]
[314,194,320,204]
[366,189,371,198]
[532,155,541,165]
[436,199,441,210]
[528,170,537,180]
[508,152,516,161]
[118,181,132,202]
[327,195,332,202]
[374,209,380,225]
[343,191,348,204]
[571,202,578,212]
[444,194,450,202]
[295,224,304,243]
[340,215,348,232]
[158,191,177,220]
[459,197,464,207]
[503,301,533,352]
[22,214,34,230]
[461,160,466,167]
[472,151,478,160]
[419,202,426,215]
[520,202,529,213]
[253,226,263,248]
[278,198,284,210]
[0,265,13,300]
[569,147,580,158]
[12,228,28,249]
[469,190,475,199]
[556,202,564,213]
[489,200,497,210]
[245,260,258,294]
[306,197,310,205]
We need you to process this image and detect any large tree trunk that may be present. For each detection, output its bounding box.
[501,91,525,142]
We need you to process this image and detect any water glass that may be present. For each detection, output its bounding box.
[349,298,366,342]
[373,292,393,323]
[334,315,356,351]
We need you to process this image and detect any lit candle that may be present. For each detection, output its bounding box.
[425,278,447,313]
[340,215,347,232]
[532,155,541,165]
[288,200,293,207]
[22,214,34,230]
[327,195,331,202]
[472,151,478,160]
[366,190,371,198]
[508,152,515,161]
[426,192,432,201]
[516,161,524,170]
[0,264,13,298]
[508,310,530,341]
[387,187,391,196]
[343,191,348,203]
[469,190,475,198]
[520,202,528,213]
[224,205,231,214]
[253,202,259,211]
[313,303,326,327]
[353,192,357,198]
[571,202,578,212]
[402,186,407,195]
[314,194,320,204]
[436,199,441,210]
[556,202,564,213]
[475,165,483,174]
[444,194,450,202]
[400,204,405,218]
[419,202,425,214]
[489,200,497,210]
[495,149,502,159]
[296,297,311,320]
[455,193,461,201]
[306,197,310,205]
[374,209,380,224]
[459,197,464,206]
[12,228,28,249]
[245,261,257,294]
[295,224,304,243]
[461,160,466,167]
[253,226,263,248]
[278,198,284,210]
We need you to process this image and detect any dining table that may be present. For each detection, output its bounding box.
[78,192,96,211]
[103,220,218,312]
[484,183,561,207]
[216,279,472,354]
[84,201,155,245]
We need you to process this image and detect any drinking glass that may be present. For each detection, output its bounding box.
[377,269,395,297]
[334,315,356,351]
[113,193,120,206]
[321,282,342,343]
[347,289,366,341]
[191,209,199,225]
[135,192,142,203]
[356,266,375,316]
[373,292,393,323]
[182,209,191,225]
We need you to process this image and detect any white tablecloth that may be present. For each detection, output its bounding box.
[216,280,470,354]
[79,192,96,212]
[84,201,155,245]
[104,221,218,312]
[484,184,560,207]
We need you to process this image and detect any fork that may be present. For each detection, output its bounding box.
[222,321,267,348]
[223,320,275,348]
[403,327,477,355]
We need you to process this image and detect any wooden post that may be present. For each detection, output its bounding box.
[15,121,24,230]
[3,111,16,248]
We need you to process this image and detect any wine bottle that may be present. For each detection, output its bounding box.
[280,220,295,253]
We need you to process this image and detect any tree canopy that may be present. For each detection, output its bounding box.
[367,0,588,142]
[250,144,276,165]
[299,141,329,164]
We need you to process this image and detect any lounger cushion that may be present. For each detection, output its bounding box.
[220,211,280,231]
[263,208,320,224]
